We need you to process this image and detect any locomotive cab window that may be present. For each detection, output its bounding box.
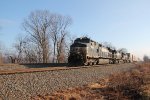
[71,43,87,47]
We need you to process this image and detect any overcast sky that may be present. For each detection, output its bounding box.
[0,0,150,59]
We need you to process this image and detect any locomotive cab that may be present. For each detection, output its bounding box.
[68,37,89,66]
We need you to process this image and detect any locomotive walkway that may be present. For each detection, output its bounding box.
[0,63,138,100]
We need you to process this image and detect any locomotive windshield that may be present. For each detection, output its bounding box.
[71,42,87,47]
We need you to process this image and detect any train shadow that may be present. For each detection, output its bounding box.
[20,63,68,68]
[20,63,111,68]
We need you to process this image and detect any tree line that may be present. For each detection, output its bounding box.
[143,55,150,62]
[0,10,74,64]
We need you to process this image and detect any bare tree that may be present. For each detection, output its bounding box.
[0,27,3,63]
[22,10,51,63]
[64,34,77,62]
[103,42,116,50]
[22,10,72,63]
[4,50,18,63]
[14,34,26,63]
[0,54,2,63]
[143,55,149,62]
[0,43,2,63]
[118,48,128,54]
[23,42,39,63]
[49,14,72,63]
[0,42,5,63]
[14,34,39,63]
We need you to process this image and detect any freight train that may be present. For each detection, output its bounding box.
[68,37,137,66]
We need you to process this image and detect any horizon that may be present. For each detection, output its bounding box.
[0,0,150,60]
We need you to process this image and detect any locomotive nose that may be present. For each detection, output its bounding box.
[68,52,84,66]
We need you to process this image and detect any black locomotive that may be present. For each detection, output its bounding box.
[68,37,134,66]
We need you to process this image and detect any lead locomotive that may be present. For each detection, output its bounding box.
[68,37,134,66]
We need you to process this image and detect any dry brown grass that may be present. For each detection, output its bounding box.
[31,62,150,100]
[104,62,150,100]
[105,71,143,99]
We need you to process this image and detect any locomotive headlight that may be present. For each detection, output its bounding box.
[77,51,80,54]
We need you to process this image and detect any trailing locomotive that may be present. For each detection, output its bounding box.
[68,37,134,66]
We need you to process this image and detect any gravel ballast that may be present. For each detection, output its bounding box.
[0,63,137,100]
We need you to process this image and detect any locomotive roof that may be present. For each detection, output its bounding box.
[74,37,104,46]
[74,37,99,43]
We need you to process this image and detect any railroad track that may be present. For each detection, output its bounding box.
[0,63,136,75]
